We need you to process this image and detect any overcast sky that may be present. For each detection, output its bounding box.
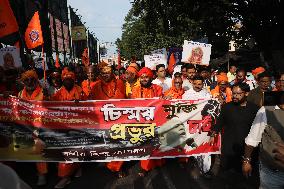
[68,0,131,54]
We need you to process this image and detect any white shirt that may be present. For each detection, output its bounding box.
[245,106,281,147]
[182,88,211,100]
[152,77,172,93]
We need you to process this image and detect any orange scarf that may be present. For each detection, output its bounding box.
[164,87,184,99]
[19,85,43,101]
[131,84,163,98]
[52,85,82,101]
[211,86,232,103]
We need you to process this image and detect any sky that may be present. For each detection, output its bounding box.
[68,0,132,55]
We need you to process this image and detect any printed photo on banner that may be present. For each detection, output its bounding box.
[0,47,22,69]
[0,97,221,162]
[182,40,212,65]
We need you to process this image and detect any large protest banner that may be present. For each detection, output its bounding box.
[0,97,221,162]
[181,40,212,65]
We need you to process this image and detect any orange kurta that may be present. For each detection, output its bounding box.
[51,85,84,177]
[52,85,85,101]
[90,78,125,172]
[164,87,184,99]
[18,85,43,101]
[211,86,232,103]
[91,79,125,100]
[131,83,165,171]
[81,79,98,96]
[131,84,163,98]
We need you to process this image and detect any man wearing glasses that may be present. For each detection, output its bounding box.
[210,83,259,185]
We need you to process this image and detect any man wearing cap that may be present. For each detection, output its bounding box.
[211,74,232,105]
[249,67,266,89]
[131,67,164,176]
[125,63,140,98]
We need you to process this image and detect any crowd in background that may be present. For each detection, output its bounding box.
[1,58,284,189]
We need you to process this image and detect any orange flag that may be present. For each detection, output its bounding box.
[168,53,176,75]
[25,11,44,49]
[0,0,19,38]
[82,48,90,67]
[55,54,60,68]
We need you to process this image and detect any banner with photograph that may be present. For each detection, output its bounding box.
[182,40,212,65]
[0,47,22,69]
[0,97,221,162]
[71,26,87,41]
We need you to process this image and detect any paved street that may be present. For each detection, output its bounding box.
[15,159,258,189]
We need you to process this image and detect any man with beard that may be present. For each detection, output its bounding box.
[90,63,126,177]
[125,63,140,98]
[90,62,125,100]
[211,74,232,105]
[210,83,259,175]
[182,75,211,99]
[52,67,85,101]
[47,69,62,96]
[48,67,83,188]
[131,67,164,176]
[81,65,98,97]
[18,70,43,100]
[182,64,196,91]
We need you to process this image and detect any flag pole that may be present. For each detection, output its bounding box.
[41,46,47,88]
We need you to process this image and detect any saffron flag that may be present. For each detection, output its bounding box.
[55,54,60,68]
[24,11,44,49]
[82,48,90,67]
[0,0,19,38]
[168,53,176,75]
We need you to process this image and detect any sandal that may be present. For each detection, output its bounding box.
[54,177,71,189]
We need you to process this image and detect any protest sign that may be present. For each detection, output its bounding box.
[182,40,212,65]
[0,47,22,69]
[144,54,167,70]
[0,97,221,162]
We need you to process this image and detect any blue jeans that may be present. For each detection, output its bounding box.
[259,161,284,189]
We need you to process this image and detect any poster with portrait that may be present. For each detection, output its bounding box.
[181,40,212,65]
[0,47,22,69]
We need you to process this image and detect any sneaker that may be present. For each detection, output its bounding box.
[37,174,47,186]
[54,177,71,189]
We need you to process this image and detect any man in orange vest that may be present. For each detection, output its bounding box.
[81,65,98,97]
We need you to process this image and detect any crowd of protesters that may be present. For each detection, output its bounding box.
[1,58,284,189]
